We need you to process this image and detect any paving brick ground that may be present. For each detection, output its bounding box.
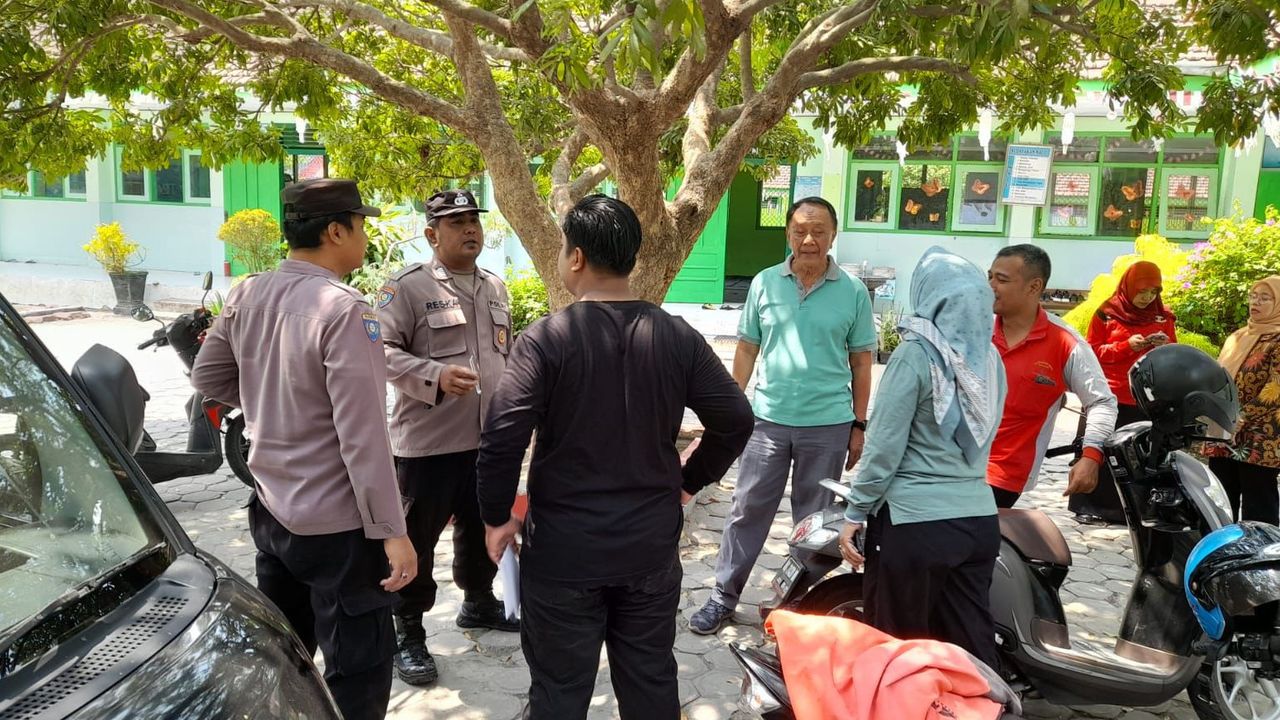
[31,312,1201,720]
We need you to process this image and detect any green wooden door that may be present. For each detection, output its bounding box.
[222,159,284,275]
[665,194,728,304]
[1255,170,1280,221]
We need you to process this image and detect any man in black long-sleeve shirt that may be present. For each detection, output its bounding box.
[477,195,754,720]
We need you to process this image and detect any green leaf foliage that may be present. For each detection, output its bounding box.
[1168,205,1280,345]
[505,267,550,336]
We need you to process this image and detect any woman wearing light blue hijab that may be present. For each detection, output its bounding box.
[836,246,1007,670]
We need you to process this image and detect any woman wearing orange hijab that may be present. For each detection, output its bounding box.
[1071,261,1177,524]
[1203,276,1280,524]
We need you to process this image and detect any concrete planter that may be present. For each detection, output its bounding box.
[108,270,148,315]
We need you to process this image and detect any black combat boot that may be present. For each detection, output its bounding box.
[393,613,438,685]
[456,593,520,632]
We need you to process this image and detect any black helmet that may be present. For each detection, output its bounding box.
[1129,344,1238,437]
[1185,522,1280,640]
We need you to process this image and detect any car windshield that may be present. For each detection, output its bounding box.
[0,313,164,639]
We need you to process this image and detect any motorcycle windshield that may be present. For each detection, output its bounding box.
[0,308,166,663]
[1175,451,1233,530]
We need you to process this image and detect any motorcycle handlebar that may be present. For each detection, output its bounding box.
[137,336,163,350]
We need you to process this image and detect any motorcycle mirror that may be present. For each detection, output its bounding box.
[131,305,155,322]
[201,271,214,292]
[818,479,850,502]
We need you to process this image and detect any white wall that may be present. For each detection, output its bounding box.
[0,199,103,265]
[108,203,225,274]
[0,155,227,275]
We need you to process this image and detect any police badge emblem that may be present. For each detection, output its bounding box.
[454,194,469,206]
[497,327,508,346]
[362,312,382,342]
[377,285,396,308]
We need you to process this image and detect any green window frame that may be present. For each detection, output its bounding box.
[951,164,1006,232]
[1159,168,1218,239]
[842,135,1008,235]
[115,147,212,205]
[844,163,899,230]
[1036,133,1221,241]
[1038,167,1100,236]
[2,169,87,201]
[757,165,795,228]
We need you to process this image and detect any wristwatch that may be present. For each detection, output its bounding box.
[852,420,867,432]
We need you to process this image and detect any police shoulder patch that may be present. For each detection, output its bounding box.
[377,284,397,308]
[362,312,382,342]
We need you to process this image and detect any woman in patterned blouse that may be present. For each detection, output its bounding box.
[1205,276,1280,524]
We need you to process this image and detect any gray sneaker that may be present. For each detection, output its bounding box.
[689,599,735,635]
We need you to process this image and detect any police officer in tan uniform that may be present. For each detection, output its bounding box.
[376,189,517,686]
[191,179,417,720]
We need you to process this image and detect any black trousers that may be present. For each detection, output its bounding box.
[249,498,397,720]
[520,556,682,720]
[395,450,497,615]
[863,507,1002,672]
[1210,456,1280,525]
[1067,403,1145,524]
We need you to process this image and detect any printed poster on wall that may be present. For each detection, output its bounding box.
[1001,144,1054,206]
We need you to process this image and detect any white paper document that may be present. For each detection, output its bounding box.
[499,545,520,620]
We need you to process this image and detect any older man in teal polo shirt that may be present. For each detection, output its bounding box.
[690,196,876,635]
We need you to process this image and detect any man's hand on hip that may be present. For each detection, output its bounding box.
[846,427,865,471]
[381,535,418,592]
[485,517,522,565]
[1064,456,1101,496]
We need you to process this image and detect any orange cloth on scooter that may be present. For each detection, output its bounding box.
[766,610,1003,720]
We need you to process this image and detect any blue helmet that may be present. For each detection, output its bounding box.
[1185,522,1280,640]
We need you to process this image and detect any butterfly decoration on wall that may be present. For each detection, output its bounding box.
[1184,212,1197,224]
[927,212,941,223]
[921,178,943,197]
[1103,204,1125,221]
[1120,180,1145,202]
[1174,184,1195,201]
[904,199,922,215]
[1065,180,1081,193]
[1055,205,1073,220]
[970,178,991,195]
[1129,219,1141,230]
[863,177,877,189]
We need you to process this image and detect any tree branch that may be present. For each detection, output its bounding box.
[568,163,610,202]
[23,15,166,84]
[277,0,528,61]
[551,128,588,217]
[650,0,741,128]
[148,0,471,131]
[179,12,292,41]
[739,28,754,100]
[669,0,880,239]
[730,0,789,24]
[682,67,721,171]
[713,105,743,125]
[420,0,514,39]
[798,55,978,90]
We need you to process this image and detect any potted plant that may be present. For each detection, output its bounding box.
[217,209,285,275]
[83,222,146,314]
[876,305,901,364]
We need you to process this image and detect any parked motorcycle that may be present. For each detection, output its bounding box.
[734,345,1262,720]
[69,272,256,487]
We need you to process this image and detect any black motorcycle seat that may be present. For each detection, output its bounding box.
[70,344,148,453]
[998,508,1072,567]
